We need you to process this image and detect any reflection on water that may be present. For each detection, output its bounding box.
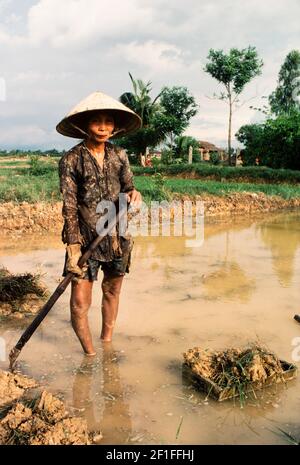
[0,210,300,445]
[72,345,132,444]
[258,215,300,287]
[201,261,256,303]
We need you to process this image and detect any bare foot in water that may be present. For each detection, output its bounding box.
[100,321,115,342]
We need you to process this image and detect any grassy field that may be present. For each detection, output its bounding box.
[0,160,29,165]
[132,163,300,184]
[1,157,300,203]
[137,176,300,200]
[0,169,60,202]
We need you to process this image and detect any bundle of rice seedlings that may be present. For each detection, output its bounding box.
[183,344,286,404]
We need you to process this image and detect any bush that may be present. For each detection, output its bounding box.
[192,152,202,163]
[173,158,183,164]
[210,151,220,165]
[151,157,161,169]
[161,148,173,164]
[29,156,57,176]
[152,173,171,200]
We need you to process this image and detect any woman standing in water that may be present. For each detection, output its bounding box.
[56,91,142,355]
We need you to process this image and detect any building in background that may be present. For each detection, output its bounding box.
[198,141,226,161]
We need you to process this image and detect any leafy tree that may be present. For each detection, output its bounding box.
[116,126,164,164]
[154,86,197,159]
[262,112,300,169]
[204,46,263,164]
[235,123,265,165]
[116,78,197,164]
[236,111,300,169]
[269,50,300,116]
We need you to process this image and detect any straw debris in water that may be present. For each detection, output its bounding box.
[0,266,48,318]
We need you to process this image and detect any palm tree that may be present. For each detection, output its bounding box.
[119,73,163,164]
[120,72,161,126]
[174,136,199,159]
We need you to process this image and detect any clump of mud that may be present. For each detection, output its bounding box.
[0,266,48,319]
[183,345,285,389]
[0,370,90,445]
[0,370,38,406]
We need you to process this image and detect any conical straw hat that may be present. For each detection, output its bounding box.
[56,91,142,139]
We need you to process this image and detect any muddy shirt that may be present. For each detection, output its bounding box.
[58,140,135,261]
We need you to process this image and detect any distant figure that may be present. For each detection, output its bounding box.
[145,155,152,167]
[140,154,146,167]
[236,155,243,166]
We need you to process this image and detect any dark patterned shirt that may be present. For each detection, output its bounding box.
[58,140,135,261]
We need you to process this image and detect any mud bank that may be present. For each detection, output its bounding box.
[1,193,300,235]
[0,202,63,235]
[0,370,92,445]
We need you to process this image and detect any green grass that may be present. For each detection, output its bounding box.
[135,177,300,200]
[0,167,31,176]
[0,171,61,202]
[0,159,30,165]
[1,158,300,203]
[132,163,300,184]
[2,152,300,183]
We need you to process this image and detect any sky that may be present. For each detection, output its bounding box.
[0,0,299,150]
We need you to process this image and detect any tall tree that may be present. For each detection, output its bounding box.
[204,46,263,164]
[269,50,300,116]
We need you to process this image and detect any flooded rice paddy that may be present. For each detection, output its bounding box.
[0,211,300,445]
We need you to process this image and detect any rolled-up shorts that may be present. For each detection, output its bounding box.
[62,250,131,281]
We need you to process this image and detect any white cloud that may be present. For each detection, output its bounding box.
[0,0,299,148]
[0,0,12,14]
[26,0,153,47]
[12,70,74,84]
[0,0,155,48]
[0,124,70,149]
[0,124,47,145]
[109,40,197,73]
[4,12,21,26]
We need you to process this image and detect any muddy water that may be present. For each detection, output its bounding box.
[0,211,300,445]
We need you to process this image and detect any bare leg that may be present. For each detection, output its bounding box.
[70,279,96,355]
[100,273,124,342]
